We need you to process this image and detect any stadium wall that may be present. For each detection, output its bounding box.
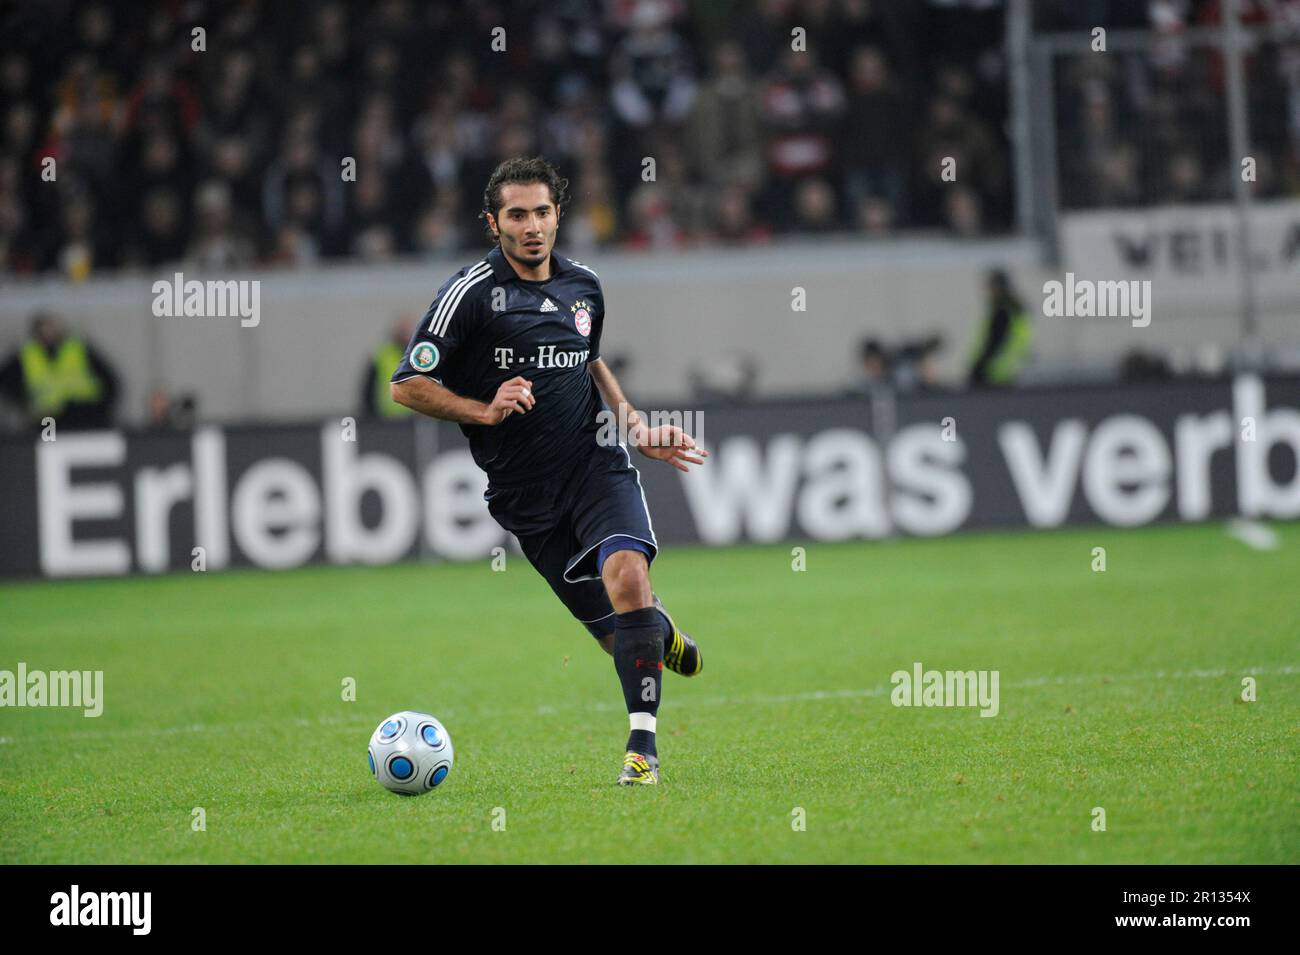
[3,207,1298,428]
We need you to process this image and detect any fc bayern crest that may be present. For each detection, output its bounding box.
[572,300,592,337]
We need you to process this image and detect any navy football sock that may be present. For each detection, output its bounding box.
[612,606,663,758]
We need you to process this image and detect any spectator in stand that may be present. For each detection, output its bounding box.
[709,184,771,245]
[188,179,255,269]
[791,177,840,234]
[687,40,764,193]
[622,181,689,250]
[855,193,896,237]
[840,46,911,223]
[916,95,1005,231]
[608,0,698,134]
[759,46,846,226]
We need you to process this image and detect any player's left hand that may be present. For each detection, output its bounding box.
[632,425,709,472]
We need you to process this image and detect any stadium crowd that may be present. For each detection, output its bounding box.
[1041,0,1300,208]
[0,0,1015,279]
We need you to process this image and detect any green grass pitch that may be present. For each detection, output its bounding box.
[1,522,1295,864]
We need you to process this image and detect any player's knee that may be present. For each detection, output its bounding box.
[602,550,650,608]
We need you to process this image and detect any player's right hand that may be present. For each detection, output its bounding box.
[482,376,535,424]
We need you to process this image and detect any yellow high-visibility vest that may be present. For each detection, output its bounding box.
[373,342,413,417]
[973,307,1033,384]
[20,338,103,416]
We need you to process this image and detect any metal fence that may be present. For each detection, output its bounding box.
[1011,1,1300,346]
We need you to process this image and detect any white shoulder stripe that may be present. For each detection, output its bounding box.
[428,261,490,334]
[436,268,492,337]
[569,259,599,279]
[429,260,489,334]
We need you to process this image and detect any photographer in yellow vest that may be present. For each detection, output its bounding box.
[0,311,119,432]
[361,316,416,419]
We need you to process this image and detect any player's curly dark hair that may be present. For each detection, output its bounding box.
[479,156,569,243]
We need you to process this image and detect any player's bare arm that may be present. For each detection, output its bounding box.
[391,374,535,425]
[588,357,708,473]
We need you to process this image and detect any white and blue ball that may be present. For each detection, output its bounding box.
[368,711,454,796]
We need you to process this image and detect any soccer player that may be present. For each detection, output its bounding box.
[390,156,706,786]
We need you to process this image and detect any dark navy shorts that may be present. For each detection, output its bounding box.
[483,444,658,638]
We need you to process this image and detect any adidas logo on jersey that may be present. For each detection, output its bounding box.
[540,298,558,312]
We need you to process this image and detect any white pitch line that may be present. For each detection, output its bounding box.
[1225,518,1281,551]
[632,664,1298,710]
[3,666,1294,744]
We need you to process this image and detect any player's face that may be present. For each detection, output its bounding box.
[489,182,559,270]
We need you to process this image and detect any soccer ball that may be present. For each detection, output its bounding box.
[367,711,454,796]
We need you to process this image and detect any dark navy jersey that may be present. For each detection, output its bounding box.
[391,244,607,487]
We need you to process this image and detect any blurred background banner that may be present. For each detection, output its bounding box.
[1061,199,1300,283]
[4,372,1296,578]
